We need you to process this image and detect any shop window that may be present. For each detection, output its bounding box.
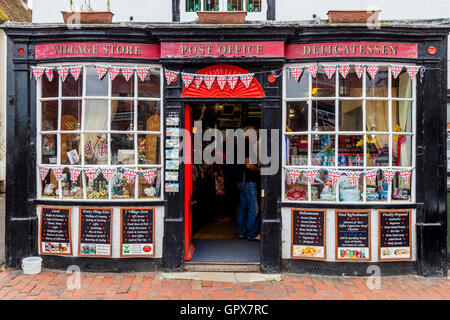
[204,0,220,11]
[186,0,201,12]
[283,63,416,203]
[37,64,163,201]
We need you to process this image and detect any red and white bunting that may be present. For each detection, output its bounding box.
[353,65,366,79]
[216,75,228,90]
[390,65,403,79]
[136,67,151,82]
[181,73,195,88]
[97,143,107,158]
[69,66,82,81]
[364,169,378,185]
[84,168,98,183]
[44,68,54,82]
[289,66,304,82]
[121,67,135,82]
[322,64,337,79]
[286,168,302,184]
[51,167,65,182]
[69,168,82,182]
[94,65,109,80]
[345,171,362,187]
[39,166,50,181]
[57,67,70,82]
[382,169,396,184]
[123,168,138,184]
[326,169,343,187]
[239,73,254,88]
[227,75,239,90]
[84,141,94,154]
[141,169,158,185]
[366,64,379,79]
[304,169,319,183]
[405,66,420,80]
[194,75,204,89]
[203,75,216,90]
[100,168,116,182]
[164,69,178,85]
[398,169,413,184]
[305,64,319,78]
[32,67,45,82]
[338,64,351,79]
[109,66,121,81]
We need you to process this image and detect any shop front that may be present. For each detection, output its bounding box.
[2,22,448,276]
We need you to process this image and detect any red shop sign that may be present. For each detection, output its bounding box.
[35,42,161,59]
[285,42,418,59]
[161,41,285,58]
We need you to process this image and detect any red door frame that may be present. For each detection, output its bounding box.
[184,103,195,260]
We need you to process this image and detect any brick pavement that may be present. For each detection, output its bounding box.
[0,268,448,300]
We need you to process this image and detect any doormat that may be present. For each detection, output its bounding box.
[190,239,260,262]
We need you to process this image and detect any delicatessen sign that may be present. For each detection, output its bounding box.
[291,209,326,260]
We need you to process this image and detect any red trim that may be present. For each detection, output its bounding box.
[184,103,195,261]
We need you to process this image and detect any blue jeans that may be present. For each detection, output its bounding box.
[236,182,258,238]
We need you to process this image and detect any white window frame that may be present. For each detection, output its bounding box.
[282,62,416,204]
[36,63,164,202]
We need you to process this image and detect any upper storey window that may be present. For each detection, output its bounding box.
[186,0,261,12]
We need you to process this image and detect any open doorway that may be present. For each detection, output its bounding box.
[186,102,262,263]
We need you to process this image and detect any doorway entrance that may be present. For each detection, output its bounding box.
[185,102,262,264]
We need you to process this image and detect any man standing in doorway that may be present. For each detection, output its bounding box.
[236,127,261,241]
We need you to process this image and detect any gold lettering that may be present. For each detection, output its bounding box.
[248,45,255,54]
[117,45,125,55]
[206,45,213,55]
[367,45,373,54]
[218,45,227,55]
[389,45,397,55]
[256,45,263,54]
[180,45,187,55]
[374,45,380,54]
[313,46,319,55]
[382,45,388,54]
[92,45,98,54]
[198,45,204,55]
[103,45,109,55]
[345,45,351,54]
[134,46,141,56]
[334,45,341,55]
[126,46,133,55]
[304,46,311,55]
[188,46,197,55]
[359,44,365,54]
[53,46,59,55]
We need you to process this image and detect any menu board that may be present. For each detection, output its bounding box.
[121,208,155,257]
[291,209,326,260]
[40,207,72,256]
[336,210,371,261]
[79,208,113,257]
[379,210,412,261]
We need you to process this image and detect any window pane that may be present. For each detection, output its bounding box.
[312,67,335,98]
[393,135,412,167]
[392,172,411,201]
[61,134,81,165]
[138,101,161,131]
[365,171,386,202]
[138,134,161,165]
[84,100,108,131]
[186,0,201,12]
[204,0,219,11]
[62,73,83,97]
[42,171,59,198]
[85,66,108,96]
[227,0,243,11]
[365,134,389,166]
[285,135,308,166]
[286,70,308,98]
[392,70,412,98]
[138,68,161,98]
[61,167,83,199]
[137,169,162,199]
[313,170,336,201]
[42,69,58,98]
[61,100,82,131]
[338,170,363,202]
[112,73,134,97]
[338,135,364,167]
[41,134,57,164]
[366,66,388,97]
[247,0,261,12]
[84,133,108,165]
[41,101,58,131]
[111,101,134,131]
[392,101,412,132]
[312,134,335,166]
[366,100,388,132]
[284,169,308,201]
[339,100,363,131]
[312,100,335,131]
[87,171,109,199]
[339,71,362,97]
[286,101,308,132]
[111,134,135,165]
[111,168,135,199]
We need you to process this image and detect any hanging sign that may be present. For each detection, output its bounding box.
[291,209,326,260]
[40,207,72,256]
[121,208,155,257]
[379,210,411,261]
[286,42,418,59]
[79,207,113,257]
[161,41,285,58]
[336,210,371,261]
[35,42,161,59]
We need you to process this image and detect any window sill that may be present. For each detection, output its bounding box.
[33,199,167,207]
[279,201,422,209]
